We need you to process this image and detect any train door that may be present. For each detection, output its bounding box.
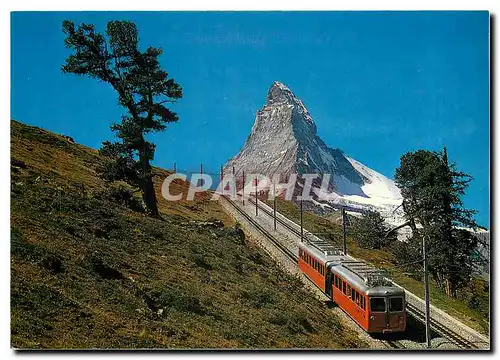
[368,297,387,331]
[324,262,333,298]
[388,296,405,330]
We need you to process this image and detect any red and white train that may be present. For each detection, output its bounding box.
[298,239,406,333]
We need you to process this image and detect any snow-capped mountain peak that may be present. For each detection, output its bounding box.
[225,81,403,218]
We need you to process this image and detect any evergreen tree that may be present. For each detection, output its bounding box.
[395,148,479,296]
[61,20,182,216]
[352,210,396,249]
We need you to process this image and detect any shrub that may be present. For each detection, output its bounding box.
[98,186,146,213]
[152,287,206,316]
[241,286,276,308]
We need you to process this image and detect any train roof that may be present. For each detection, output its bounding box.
[299,239,403,295]
[332,262,402,295]
[298,237,344,261]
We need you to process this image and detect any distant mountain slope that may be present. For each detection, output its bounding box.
[10,120,363,349]
[224,82,403,218]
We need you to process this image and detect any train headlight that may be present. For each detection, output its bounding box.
[370,315,375,320]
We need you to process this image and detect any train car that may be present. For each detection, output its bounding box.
[298,240,406,334]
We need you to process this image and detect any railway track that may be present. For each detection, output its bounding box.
[241,196,484,350]
[222,195,406,350]
[223,196,297,262]
[406,303,479,349]
[247,197,308,239]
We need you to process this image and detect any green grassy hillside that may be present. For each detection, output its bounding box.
[10,120,365,349]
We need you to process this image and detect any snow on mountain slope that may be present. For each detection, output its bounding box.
[343,156,402,206]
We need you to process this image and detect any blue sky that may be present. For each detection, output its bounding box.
[11,11,490,227]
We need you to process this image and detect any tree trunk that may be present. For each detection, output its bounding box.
[138,140,160,218]
[444,278,451,297]
[142,175,159,217]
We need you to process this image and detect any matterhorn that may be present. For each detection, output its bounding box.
[224,81,403,220]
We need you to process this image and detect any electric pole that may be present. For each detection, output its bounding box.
[255,177,258,216]
[232,166,236,199]
[173,162,176,173]
[200,163,203,187]
[342,208,347,255]
[273,182,277,231]
[242,171,245,205]
[423,235,432,349]
[300,199,304,242]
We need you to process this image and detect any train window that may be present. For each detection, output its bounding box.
[360,296,365,309]
[342,282,346,295]
[347,285,351,297]
[370,297,386,312]
[351,290,356,302]
[389,297,404,312]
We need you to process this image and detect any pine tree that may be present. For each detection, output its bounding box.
[394,148,479,296]
[352,210,396,249]
[61,20,182,217]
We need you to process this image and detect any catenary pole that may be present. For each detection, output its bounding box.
[273,182,277,231]
[242,171,245,205]
[300,199,304,242]
[232,166,236,199]
[342,208,347,255]
[423,235,432,349]
[255,176,258,216]
[200,163,203,187]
